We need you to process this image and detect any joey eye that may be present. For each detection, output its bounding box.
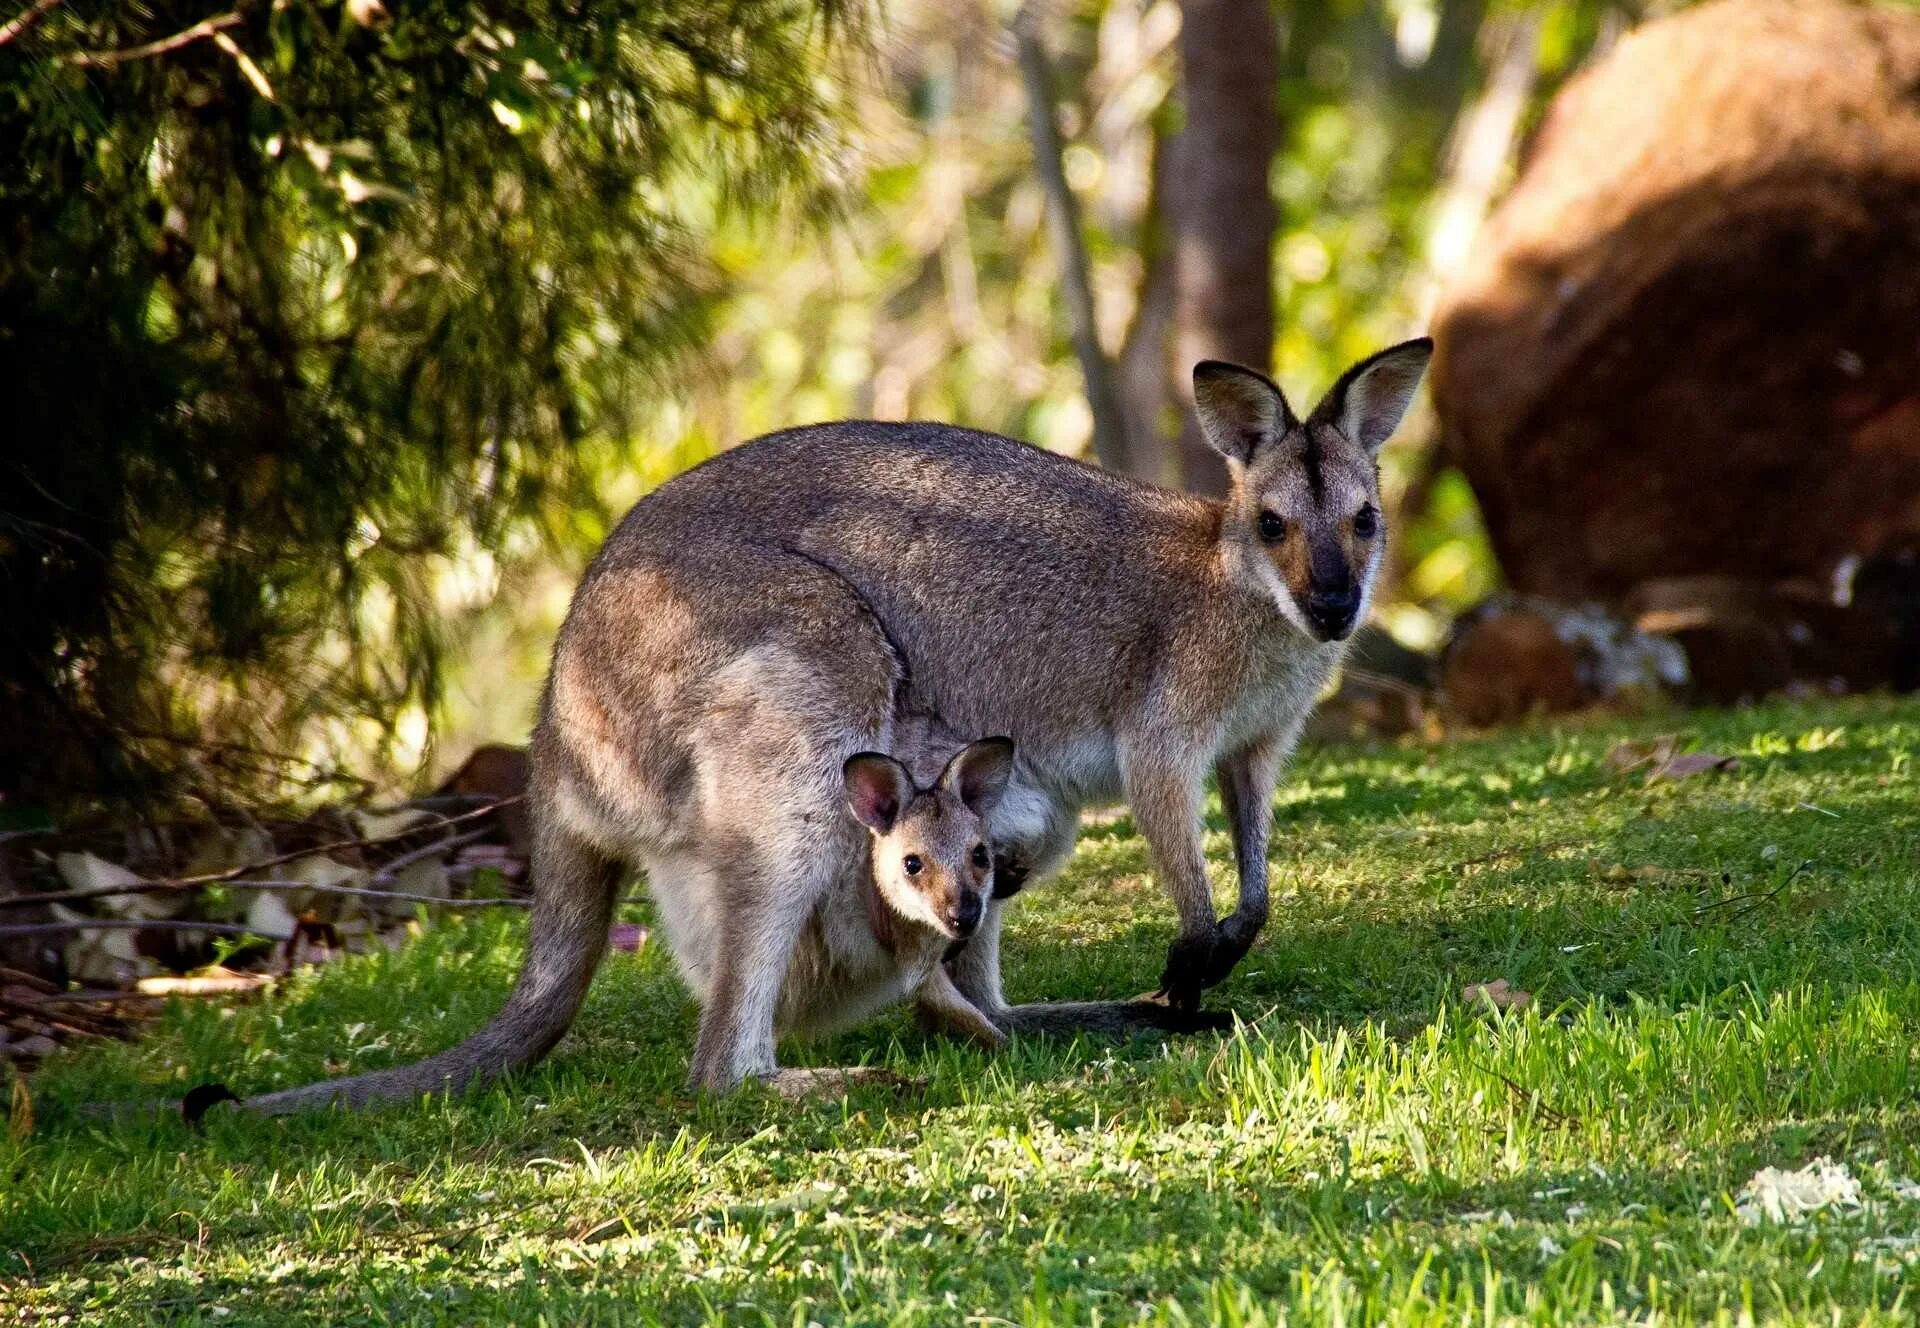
[1257,511,1286,543]
[902,854,923,876]
[971,844,990,870]
[1353,505,1379,539]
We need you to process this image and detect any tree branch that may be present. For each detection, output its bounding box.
[1011,4,1134,474]
[60,11,241,68]
[0,0,61,50]
[0,799,522,911]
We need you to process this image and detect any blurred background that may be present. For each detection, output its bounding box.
[4,0,1919,824]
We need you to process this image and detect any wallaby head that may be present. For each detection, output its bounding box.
[842,737,1015,942]
[1194,337,1433,642]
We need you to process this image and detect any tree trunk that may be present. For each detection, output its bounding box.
[1171,0,1279,495]
[1013,6,1136,475]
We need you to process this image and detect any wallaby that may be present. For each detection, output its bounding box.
[233,340,1431,1110]
[775,738,1015,1070]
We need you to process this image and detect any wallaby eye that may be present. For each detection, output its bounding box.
[1257,511,1286,543]
[971,844,990,870]
[902,853,923,877]
[1353,505,1378,539]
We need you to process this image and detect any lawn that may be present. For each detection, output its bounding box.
[4,696,1919,1326]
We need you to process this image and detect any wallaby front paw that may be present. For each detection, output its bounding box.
[758,1067,923,1101]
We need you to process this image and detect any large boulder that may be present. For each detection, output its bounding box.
[1432,0,1920,607]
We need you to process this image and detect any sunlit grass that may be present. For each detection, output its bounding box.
[4,696,1919,1325]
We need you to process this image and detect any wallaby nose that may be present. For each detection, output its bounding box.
[1304,586,1360,639]
[951,892,982,936]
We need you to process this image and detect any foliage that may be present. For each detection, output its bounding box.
[5,694,1919,1323]
[0,0,856,814]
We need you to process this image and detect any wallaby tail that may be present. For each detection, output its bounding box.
[997,998,1232,1038]
[238,825,624,1116]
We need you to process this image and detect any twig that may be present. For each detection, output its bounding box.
[220,877,529,908]
[0,919,263,939]
[26,988,167,1006]
[1447,837,1586,873]
[209,27,274,101]
[0,798,522,911]
[0,964,61,994]
[0,0,61,49]
[60,10,240,67]
[371,828,491,883]
[1690,859,1813,926]
[1469,1060,1577,1128]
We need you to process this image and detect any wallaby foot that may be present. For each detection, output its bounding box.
[757,1066,922,1100]
[1158,917,1256,1011]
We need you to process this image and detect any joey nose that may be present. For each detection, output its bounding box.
[1304,586,1360,640]
[951,892,982,936]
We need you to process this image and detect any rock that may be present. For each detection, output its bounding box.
[1432,0,1920,602]
[1442,596,1687,725]
[1442,606,1588,727]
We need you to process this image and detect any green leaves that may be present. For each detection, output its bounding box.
[0,0,860,814]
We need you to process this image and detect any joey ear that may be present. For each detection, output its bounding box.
[843,753,913,834]
[1308,337,1433,454]
[938,736,1015,818]
[1192,360,1296,465]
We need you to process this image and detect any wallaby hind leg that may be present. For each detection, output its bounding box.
[685,846,819,1093]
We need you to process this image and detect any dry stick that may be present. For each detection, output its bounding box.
[220,877,529,908]
[1690,859,1813,926]
[370,827,492,882]
[0,919,262,939]
[1469,1060,1578,1128]
[0,0,62,49]
[60,10,239,66]
[0,798,523,911]
[1447,837,1587,874]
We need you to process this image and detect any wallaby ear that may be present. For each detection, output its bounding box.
[843,753,913,834]
[1308,337,1433,454]
[1192,360,1296,465]
[938,736,1015,818]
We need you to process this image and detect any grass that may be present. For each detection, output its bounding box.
[4,695,1920,1326]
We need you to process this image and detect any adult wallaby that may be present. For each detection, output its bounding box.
[237,340,1430,1109]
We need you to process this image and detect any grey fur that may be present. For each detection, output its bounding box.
[237,341,1430,1111]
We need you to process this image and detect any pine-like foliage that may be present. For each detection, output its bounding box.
[0,0,856,816]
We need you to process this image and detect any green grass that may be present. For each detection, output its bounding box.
[5,696,1920,1326]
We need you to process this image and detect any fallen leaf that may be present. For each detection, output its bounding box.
[609,923,649,954]
[1602,737,1738,783]
[350,807,439,841]
[1462,978,1533,1012]
[1603,736,1677,774]
[378,854,449,916]
[49,904,162,985]
[53,852,179,920]
[1731,1156,1861,1226]
[182,825,276,881]
[1655,752,1739,780]
[244,890,301,941]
